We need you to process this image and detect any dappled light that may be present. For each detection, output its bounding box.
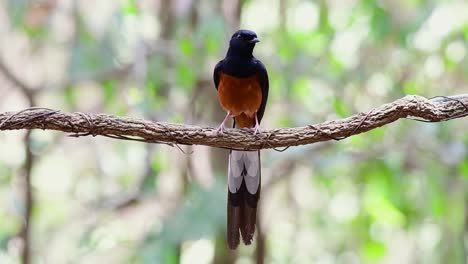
[0,1,467,264]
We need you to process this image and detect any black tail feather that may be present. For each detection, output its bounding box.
[227,176,261,249]
[227,191,241,249]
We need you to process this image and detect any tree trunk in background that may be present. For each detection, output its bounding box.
[19,85,36,264]
[255,208,266,264]
[20,129,34,264]
[0,56,37,264]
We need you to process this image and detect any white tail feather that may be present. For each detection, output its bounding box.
[228,150,260,194]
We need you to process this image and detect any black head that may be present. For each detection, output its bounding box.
[227,29,260,58]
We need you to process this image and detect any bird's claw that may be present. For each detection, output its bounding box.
[252,124,260,135]
[216,124,226,135]
[216,112,231,135]
[252,113,260,135]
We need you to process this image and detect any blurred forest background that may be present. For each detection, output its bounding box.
[0,0,467,263]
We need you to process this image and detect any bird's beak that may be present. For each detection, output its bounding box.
[249,37,260,43]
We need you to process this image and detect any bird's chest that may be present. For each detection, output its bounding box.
[217,72,262,117]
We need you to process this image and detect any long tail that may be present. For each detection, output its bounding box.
[227,150,261,250]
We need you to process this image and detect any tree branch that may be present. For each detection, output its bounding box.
[0,94,467,150]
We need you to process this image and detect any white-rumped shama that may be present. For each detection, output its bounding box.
[213,29,269,249]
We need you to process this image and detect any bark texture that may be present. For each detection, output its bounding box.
[1,95,467,150]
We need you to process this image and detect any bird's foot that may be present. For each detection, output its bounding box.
[252,112,260,135]
[252,123,261,135]
[216,124,226,134]
[215,111,231,135]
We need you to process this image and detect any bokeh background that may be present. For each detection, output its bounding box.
[0,0,467,263]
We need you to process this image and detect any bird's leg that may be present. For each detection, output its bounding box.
[253,112,260,135]
[216,111,231,134]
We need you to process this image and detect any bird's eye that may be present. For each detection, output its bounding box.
[236,34,241,38]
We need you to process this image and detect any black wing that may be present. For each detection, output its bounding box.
[213,60,224,90]
[254,59,269,123]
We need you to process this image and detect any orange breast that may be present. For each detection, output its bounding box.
[217,72,262,128]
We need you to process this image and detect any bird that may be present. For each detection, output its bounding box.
[213,29,269,250]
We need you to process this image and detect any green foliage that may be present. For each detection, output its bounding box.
[101,80,117,106]
[458,160,468,179]
[333,96,351,117]
[6,0,29,28]
[361,239,386,263]
[122,0,139,16]
[360,0,391,41]
[176,63,196,91]
[141,182,225,263]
